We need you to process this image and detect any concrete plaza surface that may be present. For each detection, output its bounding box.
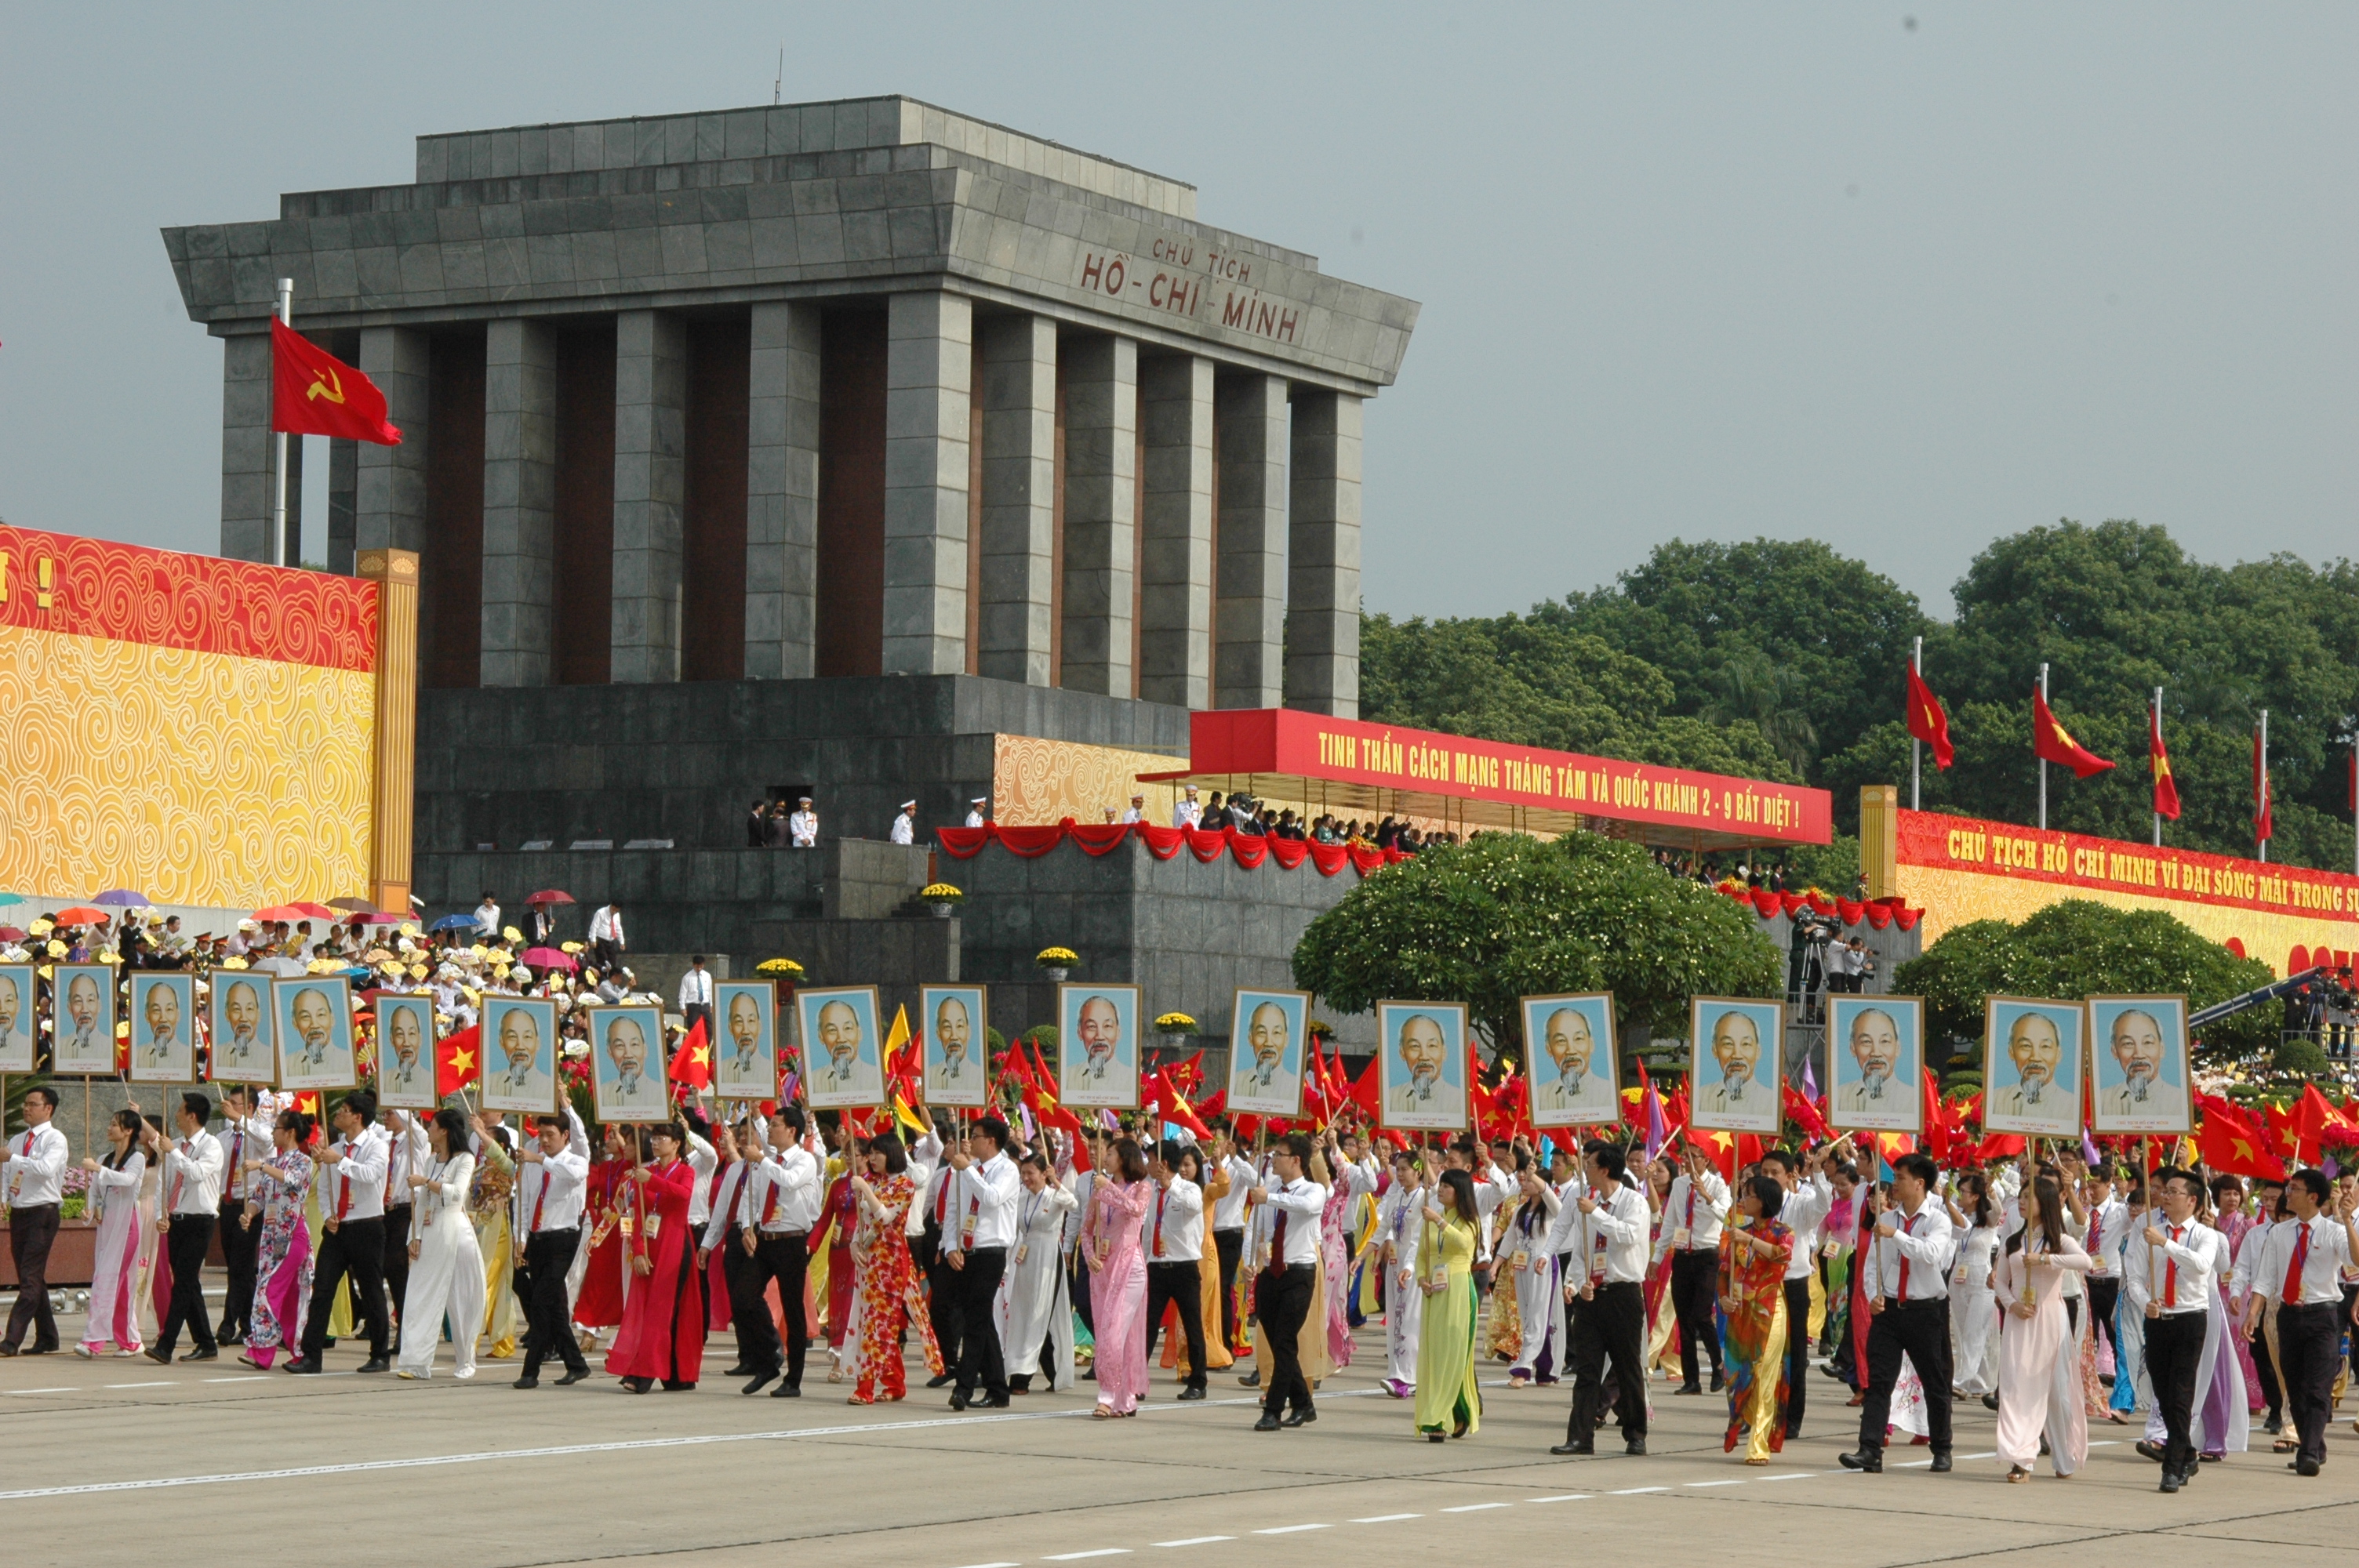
[1,1321,2352,1568]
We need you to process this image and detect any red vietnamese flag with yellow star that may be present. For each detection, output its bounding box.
[2032,684,2115,779]
[2197,1101,2284,1181]
[2150,705,2182,821]
[271,318,403,445]
[1906,661,1954,769]
[668,1016,712,1091]
[435,1022,482,1098]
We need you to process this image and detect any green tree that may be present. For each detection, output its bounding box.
[1291,833,1781,1056]
[1892,899,2277,1056]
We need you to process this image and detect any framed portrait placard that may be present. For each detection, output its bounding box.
[481,996,558,1115]
[1376,1000,1468,1132]
[375,994,438,1110]
[588,1004,671,1123]
[275,977,357,1093]
[797,985,885,1109]
[127,972,197,1083]
[51,964,117,1076]
[1689,997,1783,1134]
[1826,996,1923,1134]
[1227,989,1310,1119]
[0,964,37,1074]
[209,969,276,1085]
[921,985,990,1109]
[1982,998,2085,1138]
[711,982,776,1103]
[1058,984,1140,1110]
[2088,995,2191,1136]
[1521,993,1618,1130]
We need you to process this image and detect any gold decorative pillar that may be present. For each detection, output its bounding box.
[1859,783,1899,900]
[359,548,420,913]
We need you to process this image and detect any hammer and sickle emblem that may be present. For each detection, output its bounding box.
[306,365,347,405]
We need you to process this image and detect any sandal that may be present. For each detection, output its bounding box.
[2274,1437,2301,1453]
[1092,1404,1118,1419]
[2008,1465,2029,1483]
[846,1394,873,1406]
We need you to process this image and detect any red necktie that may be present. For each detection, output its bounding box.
[530,1167,549,1234]
[169,1141,189,1212]
[936,1172,951,1225]
[1685,1183,1696,1240]
[1894,1211,1917,1299]
[1271,1189,1289,1261]
[2163,1224,2181,1306]
[706,1164,726,1214]
[1153,1187,1167,1258]
[2281,1221,2309,1306]
[761,1171,780,1226]
[335,1143,354,1221]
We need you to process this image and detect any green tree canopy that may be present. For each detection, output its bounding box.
[1892,899,2277,1054]
[1291,833,1781,1054]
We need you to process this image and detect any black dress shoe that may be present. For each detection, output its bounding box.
[1550,1442,1594,1457]
[554,1369,591,1386]
[1177,1386,1206,1401]
[284,1359,321,1375]
[358,1357,393,1374]
[1837,1449,1882,1473]
[2159,1468,2181,1494]
[512,1377,540,1390]
[770,1381,801,1398]
[1282,1406,1316,1428]
[1929,1452,1952,1473]
[144,1347,173,1366]
[741,1370,778,1396]
[925,1373,955,1388]
[1239,1370,1261,1388]
[1623,1436,1646,1457]
[721,1363,754,1378]
[2295,1457,2321,1477]
[0,1343,16,1357]
[1253,1414,1281,1432]
[947,1391,969,1411]
[1980,1393,2000,1411]
[1709,1374,1725,1393]
[1673,1383,1701,1396]
[218,1328,245,1346]
[180,1348,219,1363]
[983,1392,1010,1409]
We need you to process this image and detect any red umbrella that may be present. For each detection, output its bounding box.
[520,946,577,972]
[524,890,575,906]
[249,905,308,923]
[0,927,26,942]
[356,910,409,925]
[288,902,340,920]
[53,906,109,925]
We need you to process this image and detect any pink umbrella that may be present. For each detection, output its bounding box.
[520,946,578,972]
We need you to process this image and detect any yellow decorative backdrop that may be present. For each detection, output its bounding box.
[992,735,1185,826]
[0,627,376,907]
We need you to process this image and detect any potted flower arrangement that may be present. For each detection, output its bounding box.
[920,883,964,919]
[1035,946,1078,983]
[1155,1011,1197,1044]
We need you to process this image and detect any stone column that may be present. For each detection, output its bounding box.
[1137,354,1214,709]
[326,437,358,575]
[744,300,822,680]
[1060,333,1137,697]
[478,318,558,687]
[354,327,432,554]
[882,291,972,676]
[217,332,273,562]
[1215,373,1287,710]
[610,309,688,684]
[1285,389,1361,718]
[974,313,1057,686]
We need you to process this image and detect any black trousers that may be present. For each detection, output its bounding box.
[156,1214,218,1356]
[300,1216,390,1361]
[1144,1259,1208,1390]
[749,1232,811,1384]
[1670,1250,1723,1385]
[521,1228,587,1377]
[216,1197,260,1336]
[2251,1305,2283,1421]
[1213,1229,1244,1348]
[2274,1301,2339,1467]
[1569,1279,1647,1441]
[949,1246,1009,1399]
[2086,1276,2119,1367]
[3,1203,60,1352]
[723,1236,779,1370]
[1067,1248,1095,1338]
[2145,1309,2208,1471]
[1858,1298,1954,1454]
[1782,1276,1812,1434]
[1257,1263,1315,1417]
[380,1206,413,1327]
[682,1003,713,1039]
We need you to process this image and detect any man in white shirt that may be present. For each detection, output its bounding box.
[289,1090,394,1374]
[1120,793,1147,824]
[890,800,918,846]
[1551,1142,1652,1456]
[2081,1167,2125,1377]
[2128,1168,2223,1491]
[1207,1122,1258,1354]
[677,956,714,1040]
[211,1085,274,1345]
[1172,784,1202,829]
[1841,1151,1957,1473]
[1249,1132,1329,1430]
[379,1107,426,1335]
[1655,1142,1732,1393]
[942,1115,1021,1410]
[149,1091,228,1363]
[1763,1141,1842,1439]
[0,1086,71,1356]
[474,891,503,940]
[788,796,818,848]
[2245,1168,2359,1475]
[512,1105,594,1387]
[1141,1139,1211,1399]
[965,796,989,827]
[587,902,626,975]
[742,1105,823,1397]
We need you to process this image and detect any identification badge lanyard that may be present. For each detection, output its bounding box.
[1016,1188,1045,1266]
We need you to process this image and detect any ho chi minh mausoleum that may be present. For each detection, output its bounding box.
[165,96,1423,1050]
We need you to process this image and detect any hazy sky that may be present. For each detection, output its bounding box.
[2,4,2351,620]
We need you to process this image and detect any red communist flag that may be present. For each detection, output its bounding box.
[2252,728,2273,844]
[2197,1102,2285,1181]
[1905,662,1954,769]
[271,318,403,445]
[2032,685,2115,779]
[669,1017,712,1091]
[435,1023,482,1098]
[2150,706,2182,821]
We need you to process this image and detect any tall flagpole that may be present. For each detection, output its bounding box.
[2257,708,2269,864]
[2153,686,2163,848]
[2037,662,2049,832]
[271,278,293,567]
[1911,635,1923,812]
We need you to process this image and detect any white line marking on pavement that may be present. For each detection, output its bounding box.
[1523,1494,1589,1503]
[1350,1514,1421,1523]
[1685,1479,1745,1486]
[1755,1472,1817,1481]
[4,1388,75,1396]
[948,1562,1019,1567]
[1253,1524,1331,1534]
[202,1376,270,1384]
[1045,1551,1132,1560]
[103,1381,172,1388]
[1608,1486,1668,1494]
[1150,1537,1234,1548]
[1441,1502,1509,1512]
